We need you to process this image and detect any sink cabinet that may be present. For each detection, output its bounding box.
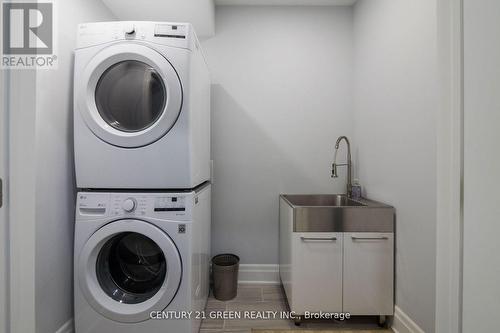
[279,195,394,318]
[343,232,394,315]
[291,232,343,313]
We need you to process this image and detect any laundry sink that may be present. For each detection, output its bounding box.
[282,194,366,207]
[279,194,395,320]
[280,194,394,232]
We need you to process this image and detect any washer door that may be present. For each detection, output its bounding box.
[78,219,182,323]
[78,43,183,148]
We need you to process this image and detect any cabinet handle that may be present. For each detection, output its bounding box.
[300,237,337,242]
[351,236,389,240]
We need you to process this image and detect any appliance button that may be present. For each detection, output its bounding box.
[122,198,136,212]
[123,23,135,36]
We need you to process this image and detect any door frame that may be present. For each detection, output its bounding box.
[435,0,464,332]
[0,65,10,333]
[6,69,38,333]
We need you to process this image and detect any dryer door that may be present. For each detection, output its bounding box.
[77,43,183,148]
[78,219,182,323]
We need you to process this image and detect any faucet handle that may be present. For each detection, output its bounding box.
[331,163,338,178]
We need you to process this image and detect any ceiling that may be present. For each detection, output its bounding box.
[214,0,357,5]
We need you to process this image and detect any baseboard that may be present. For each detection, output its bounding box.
[55,318,74,333]
[238,264,280,285]
[392,306,425,333]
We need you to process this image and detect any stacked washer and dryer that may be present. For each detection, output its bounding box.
[73,22,211,333]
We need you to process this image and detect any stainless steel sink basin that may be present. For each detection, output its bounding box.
[283,194,366,207]
[280,194,394,232]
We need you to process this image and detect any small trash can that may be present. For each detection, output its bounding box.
[212,254,240,301]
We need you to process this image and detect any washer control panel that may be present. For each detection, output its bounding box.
[154,196,186,212]
[111,196,148,217]
[76,192,192,220]
[78,193,108,215]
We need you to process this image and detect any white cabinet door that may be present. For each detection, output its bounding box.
[291,232,343,313]
[343,232,394,315]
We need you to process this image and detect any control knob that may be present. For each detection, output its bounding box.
[122,198,136,212]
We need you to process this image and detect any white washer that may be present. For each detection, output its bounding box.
[74,22,210,189]
[74,184,211,333]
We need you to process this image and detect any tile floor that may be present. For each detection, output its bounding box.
[200,284,392,333]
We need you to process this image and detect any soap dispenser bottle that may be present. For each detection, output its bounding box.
[351,179,362,200]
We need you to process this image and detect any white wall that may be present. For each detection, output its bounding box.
[352,1,437,332]
[462,1,500,331]
[34,1,115,332]
[202,6,354,264]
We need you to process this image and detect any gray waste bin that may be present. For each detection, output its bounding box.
[212,254,240,301]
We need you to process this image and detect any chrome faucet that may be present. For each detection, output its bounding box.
[331,136,353,198]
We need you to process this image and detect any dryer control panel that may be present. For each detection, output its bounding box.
[76,21,196,51]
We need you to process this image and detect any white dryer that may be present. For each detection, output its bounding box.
[74,184,211,333]
[74,22,210,189]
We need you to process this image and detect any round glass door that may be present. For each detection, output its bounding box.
[78,219,182,323]
[96,232,167,304]
[95,61,166,133]
[76,43,183,148]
